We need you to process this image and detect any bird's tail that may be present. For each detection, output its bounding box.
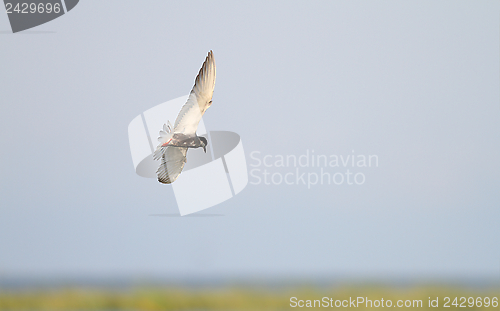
[154,121,174,160]
[158,121,173,139]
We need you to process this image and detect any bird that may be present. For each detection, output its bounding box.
[153,51,216,184]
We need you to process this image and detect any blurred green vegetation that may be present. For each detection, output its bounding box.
[0,284,498,310]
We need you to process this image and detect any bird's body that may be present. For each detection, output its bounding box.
[153,51,216,184]
[163,134,206,149]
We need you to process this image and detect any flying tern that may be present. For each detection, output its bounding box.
[153,51,216,184]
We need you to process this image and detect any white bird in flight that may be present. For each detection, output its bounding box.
[153,51,216,184]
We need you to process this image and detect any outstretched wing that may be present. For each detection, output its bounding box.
[173,50,216,135]
[156,146,188,184]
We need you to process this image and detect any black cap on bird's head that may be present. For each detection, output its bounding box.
[199,136,208,153]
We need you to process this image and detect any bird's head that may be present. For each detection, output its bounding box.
[199,136,208,153]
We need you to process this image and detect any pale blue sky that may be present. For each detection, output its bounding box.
[0,1,498,282]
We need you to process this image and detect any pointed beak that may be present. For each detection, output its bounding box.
[203,146,207,153]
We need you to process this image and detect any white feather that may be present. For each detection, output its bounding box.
[173,51,216,136]
[156,147,188,184]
